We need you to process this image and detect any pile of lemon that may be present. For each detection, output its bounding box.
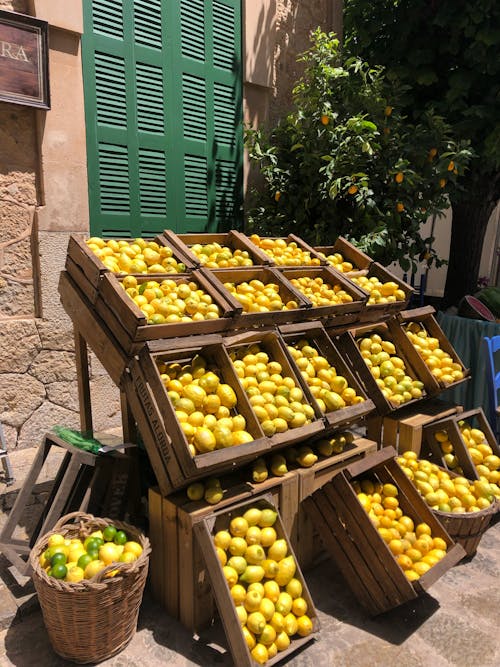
[214,506,313,664]
[433,421,500,494]
[248,235,321,266]
[405,322,464,385]
[354,476,448,581]
[120,276,221,325]
[221,278,299,313]
[158,354,253,455]
[357,332,424,406]
[317,250,354,273]
[230,344,315,436]
[287,339,365,412]
[397,450,498,511]
[38,525,143,583]
[188,242,254,268]
[86,237,186,274]
[351,275,406,304]
[288,276,355,307]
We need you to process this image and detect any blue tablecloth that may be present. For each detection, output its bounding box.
[436,311,500,422]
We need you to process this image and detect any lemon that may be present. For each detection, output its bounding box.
[214,530,231,550]
[285,577,303,599]
[229,537,248,556]
[267,539,288,562]
[296,614,313,637]
[186,482,205,501]
[243,507,262,527]
[84,559,106,579]
[275,591,293,616]
[247,611,267,635]
[245,526,262,545]
[275,630,291,651]
[263,579,281,603]
[99,543,121,565]
[222,565,238,587]
[65,566,85,583]
[259,597,275,622]
[242,625,256,649]
[258,509,278,528]
[292,597,308,616]
[193,427,217,453]
[47,534,65,548]
[245,544,265,565]
[235,605,247,627]
[230,584,247,605]
[215,547,227,567]
[239,565,265,584]
[244,588,263,612]
[230,516,249,537]
[275,555,296,587]
[123,541,143,558]
[227,556,247,575]
[251,643,268,665]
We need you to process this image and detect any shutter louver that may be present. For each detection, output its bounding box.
[214,82,237,147]
[213,0,235,70]
[98,144,130,213]
[92,0,124,39]
[185,155,208,218]
[134,0,162,49]
[216,158,238,220]
[95,53,127,128]
[139,148,167,216]
[182,74,207,142]
[180,0,205,62]
[136,63,164,133]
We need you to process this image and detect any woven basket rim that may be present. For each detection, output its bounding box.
[433,498,500,520]
[30,511,151,592]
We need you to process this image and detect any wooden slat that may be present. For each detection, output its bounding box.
[58,271,128,385]
[148,487,164,605]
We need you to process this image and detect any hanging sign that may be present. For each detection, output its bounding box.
[0,10,50,109]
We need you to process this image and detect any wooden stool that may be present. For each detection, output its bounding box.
[0,433,134,575]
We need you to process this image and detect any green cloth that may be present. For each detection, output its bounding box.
[436,311,500,424]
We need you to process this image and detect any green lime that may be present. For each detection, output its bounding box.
[84,537,102,552]
[51,563,67,579]
[77,553,93,570]
[51,552,67,567]
[103,525,117,542]
[86,549,99,561]
[113,531,127,546]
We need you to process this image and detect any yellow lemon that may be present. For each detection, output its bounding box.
[84,559,106,579]
[296,614,314,637]
[123,541,143,558]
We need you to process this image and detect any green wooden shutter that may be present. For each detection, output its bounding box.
[82,0,242,237]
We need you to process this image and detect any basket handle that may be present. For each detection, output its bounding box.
[90,560,135,583]
[51,511,95,533]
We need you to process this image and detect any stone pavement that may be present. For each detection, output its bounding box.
[1,446,499,667]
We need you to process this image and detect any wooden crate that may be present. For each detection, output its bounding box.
[93,269,236,355]
[193,494,319,666]
[338,322,432,416]
[64,233,195,303]
[161,229,272,267]
[302,447,466,616]
[296,435,378,570]
[422,407,500,480]
[246,233,327,267]
[148,472,299,632]
[127,341,273,493]
[58,271,129,385]
[366,398,463,455]
[208,266,311,327]
[222,329,326,449]
[392,305,470,393]
[278,265,367,326]
[349,263,414,323]
[314,236,373,274]
[278,321,376,428]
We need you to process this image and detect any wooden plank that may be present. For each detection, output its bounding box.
[58,271,128,385]
[74,330,93,435]
[65,255,99,304]
[302,493,387,615]
[66,234,106,287]
[148,487,164,605]
[325,479,415,604]
[120,369,173,496]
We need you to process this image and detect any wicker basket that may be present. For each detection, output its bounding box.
[29,511,151,664]
[433,501,499,558]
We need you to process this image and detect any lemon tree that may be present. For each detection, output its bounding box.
[245,29,472,273]
[344,0,499,306]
